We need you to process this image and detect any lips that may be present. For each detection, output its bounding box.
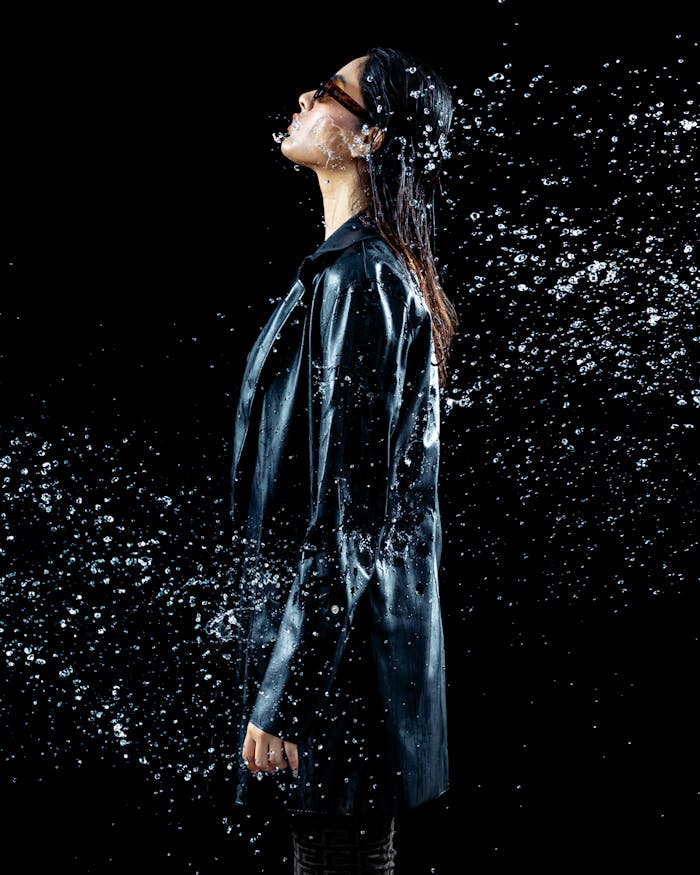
[287,113,300,133]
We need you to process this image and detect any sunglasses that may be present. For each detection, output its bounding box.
[313,78,374,125]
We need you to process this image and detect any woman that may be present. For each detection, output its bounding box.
[227,47,458,873]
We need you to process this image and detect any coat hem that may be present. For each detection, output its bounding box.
[232,782,450,817]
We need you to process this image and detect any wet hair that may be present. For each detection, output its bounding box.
[359,46,458,389]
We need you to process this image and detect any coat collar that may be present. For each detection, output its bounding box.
[301,212,380,270]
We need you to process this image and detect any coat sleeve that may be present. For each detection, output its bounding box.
[248,252,414,742]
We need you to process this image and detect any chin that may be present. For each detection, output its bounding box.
[281,136,315,168]
[280,137,296,161]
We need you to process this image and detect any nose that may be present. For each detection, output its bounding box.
[298,89,315,112]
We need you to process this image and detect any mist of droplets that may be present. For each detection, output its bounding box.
[1,426,235,770]
[434,46,698,612]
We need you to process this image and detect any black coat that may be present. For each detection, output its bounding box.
[227,213,449,816]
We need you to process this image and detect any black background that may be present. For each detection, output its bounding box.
[2,3,699,872]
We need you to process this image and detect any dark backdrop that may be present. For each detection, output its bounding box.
[2,3,699,872]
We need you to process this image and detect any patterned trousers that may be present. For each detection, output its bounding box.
[290,811,396,874]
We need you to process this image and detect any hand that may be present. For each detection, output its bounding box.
[242,721,299,775]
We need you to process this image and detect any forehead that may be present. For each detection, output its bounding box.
[331,56,369,89]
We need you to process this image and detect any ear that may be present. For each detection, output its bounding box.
[349,125,385,158]
[367,125,385,153]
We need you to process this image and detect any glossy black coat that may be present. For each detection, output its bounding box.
[228,214,449,816]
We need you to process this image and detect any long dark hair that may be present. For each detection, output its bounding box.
[359,46,458,389]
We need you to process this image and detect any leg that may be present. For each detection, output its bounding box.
[290,811,396,874]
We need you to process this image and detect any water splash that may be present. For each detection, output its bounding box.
[2,29,698,873]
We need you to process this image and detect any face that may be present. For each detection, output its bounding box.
[281,56,373,171]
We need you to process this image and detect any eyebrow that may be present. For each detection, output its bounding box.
[331,73,346,84]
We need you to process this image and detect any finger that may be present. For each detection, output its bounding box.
[283,740,299,774]
[253,733,275,772]
[242,732,259,773]
[260,744,282,772]
[267,745,287,771]
[254,739,269,772]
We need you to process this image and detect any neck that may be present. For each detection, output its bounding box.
[316,167,369,240]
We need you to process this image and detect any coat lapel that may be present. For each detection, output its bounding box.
[231,276,306,483]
